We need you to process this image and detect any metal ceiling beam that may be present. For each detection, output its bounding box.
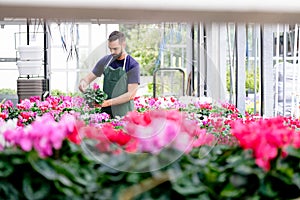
[1,0,300,23]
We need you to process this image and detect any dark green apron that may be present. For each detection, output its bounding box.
[101,55,134,118]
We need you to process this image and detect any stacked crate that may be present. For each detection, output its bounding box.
[17,78,47,102]
[16,45,43,77]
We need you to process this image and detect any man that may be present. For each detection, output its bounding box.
[79,31,140,117]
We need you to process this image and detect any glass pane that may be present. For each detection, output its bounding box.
[0,25,20,57]
[78,24,89,45]
[50,71,78,93]
[0,62,17,70]
[66,59,77,69]
[0,70,19,91]
[79,47,91,69]
[67,71,78,92]
[50,71,67,92]
[50,47,68,68]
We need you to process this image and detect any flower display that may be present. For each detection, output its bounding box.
[0,95,300,199]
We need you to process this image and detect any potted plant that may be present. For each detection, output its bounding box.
[82,83,108,107]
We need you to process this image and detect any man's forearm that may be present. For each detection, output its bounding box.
[102,86,137,107]
[79,72,97,92]
[82,72,97,84]
[106,92,133,106]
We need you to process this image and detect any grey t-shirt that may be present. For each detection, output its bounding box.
[92,54,140,84]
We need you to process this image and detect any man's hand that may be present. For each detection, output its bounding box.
[101,99,112,107]
[79,79,88,93]
[78,73,97,93]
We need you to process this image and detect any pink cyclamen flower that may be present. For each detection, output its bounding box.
[231,116,299,171]
[16,99,33,110]
[93,82,100,90]
[292,131,300,148]
[3,113,77,158]
[123,109,208,154]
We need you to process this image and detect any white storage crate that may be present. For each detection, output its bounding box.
[17,45,43,61]
[16,60,42,76]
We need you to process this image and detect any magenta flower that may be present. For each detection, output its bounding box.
[2,100,14,109]
[16,99,33,110]
[0,112,8,120]
[29,96,41,102]
[231,116,300,171]
[123,110,207,154]
[89,113,110,125]
[93,82,100,90]
[18,129,33,151]
[193,129,215,148]
[292,132,300,148]
[194,102,213,110]
[3,113,77,158]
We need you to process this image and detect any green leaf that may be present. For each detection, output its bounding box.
[51,160,89,186]
[220,183,245,198]
[53,181,82,199]
[29,152,86,186]
[57,173,73,187]
[0,181,19,200]
[173,183,207,196]
[29,158,59,180]
[259,179,278,198]
[126,173,141,183]
[22,173,51,200]
[293,173,300,189]
[30,154,88,196]
[229,174,248,187]
[196,193,211,200]
[172,172,207,196]
[286,146,300,158]
[11,156,28,165]
[0,160,13,177]
[54,181,75,197]
[233,164,256,175]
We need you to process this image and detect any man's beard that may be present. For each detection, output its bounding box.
[112,49,123,60]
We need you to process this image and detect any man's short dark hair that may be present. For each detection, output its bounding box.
[108,31,126,43]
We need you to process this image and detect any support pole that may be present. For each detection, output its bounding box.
[235,23,246,114]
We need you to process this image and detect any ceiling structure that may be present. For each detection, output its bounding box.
[0,0,300,23]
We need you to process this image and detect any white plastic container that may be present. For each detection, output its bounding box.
[17,60,43,76]
[17,45,43,61]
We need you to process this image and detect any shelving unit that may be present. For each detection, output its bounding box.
[15,21,49,102]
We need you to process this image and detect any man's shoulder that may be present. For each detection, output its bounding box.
[128,55,140,66]
[96,55,112,66]
[101,55,113,62]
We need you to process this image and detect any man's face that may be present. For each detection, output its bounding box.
[108,39,123,59]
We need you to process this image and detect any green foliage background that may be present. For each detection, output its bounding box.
[120,24,161,76]
[226,66,260,94]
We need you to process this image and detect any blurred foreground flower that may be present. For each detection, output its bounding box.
[231,116,300,171]
[2,113,79,158]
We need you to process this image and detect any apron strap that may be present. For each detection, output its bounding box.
[105,55,127,70]
[123,55,127,71]
[105,56,114,68]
